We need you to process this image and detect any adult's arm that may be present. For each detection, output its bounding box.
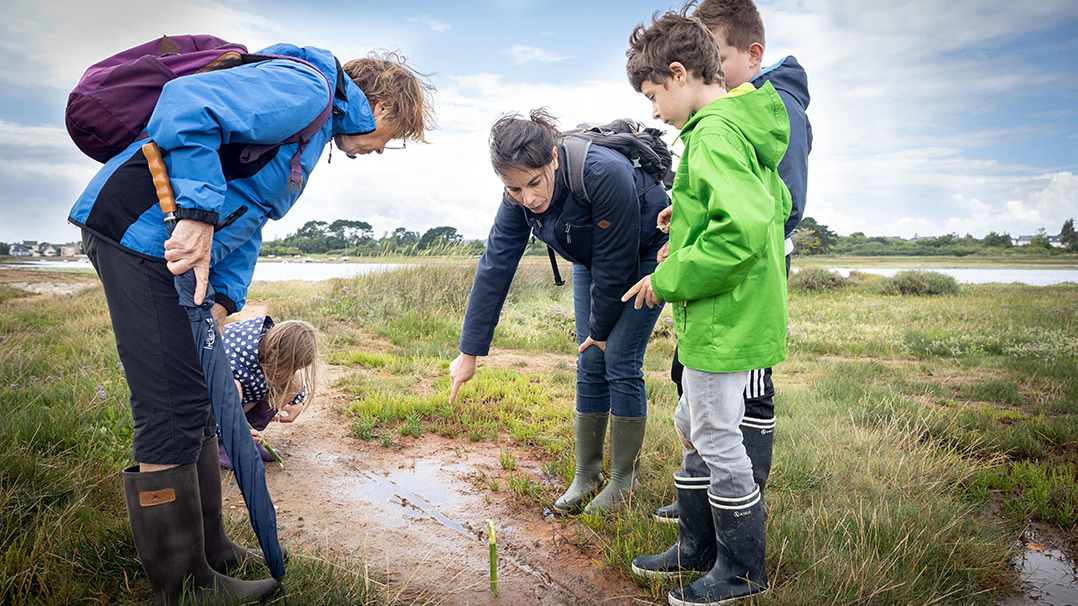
[581,151,641,341]
[457,201,533,356]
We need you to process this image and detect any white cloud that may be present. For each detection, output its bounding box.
[409,16,451,32]
[508,46,569,64]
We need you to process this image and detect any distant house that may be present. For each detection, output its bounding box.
[1013,234,1065,247]
[10,243,32,257]
[59,242,81,257]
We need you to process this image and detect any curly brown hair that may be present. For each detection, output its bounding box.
[626,11,725,93]
[343,50,437,143]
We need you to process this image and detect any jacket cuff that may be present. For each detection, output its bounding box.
[174,208,220,225]
[214,292,237,316]
[458,339,491,357]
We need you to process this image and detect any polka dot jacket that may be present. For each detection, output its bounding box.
[223,316,307,408]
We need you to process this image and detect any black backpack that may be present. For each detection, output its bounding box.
[562,119,675,205]
[545,119,675,285]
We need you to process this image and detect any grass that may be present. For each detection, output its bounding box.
[3,259,1075,604]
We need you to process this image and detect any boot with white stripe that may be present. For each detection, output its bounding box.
[739,415,775,493]
[668,487,768,606]
[631,474,715,580]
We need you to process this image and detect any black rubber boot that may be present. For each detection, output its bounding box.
[123,463,279,606]
[740,416,774,492]
[667,487,769,605]
[585,415,646,514]
[553,412,608,513]
[653,500,680,524]
[632,474,715,580]
[197,436,267,573]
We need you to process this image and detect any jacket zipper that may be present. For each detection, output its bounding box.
[565,223,571,244]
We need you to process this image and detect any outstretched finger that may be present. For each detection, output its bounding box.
[449,379,462,404]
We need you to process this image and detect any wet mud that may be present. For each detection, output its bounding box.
[221,342,653,605]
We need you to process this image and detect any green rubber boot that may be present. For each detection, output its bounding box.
[584,415,646,514]
[123,463,279,605]
[553,412,608,513]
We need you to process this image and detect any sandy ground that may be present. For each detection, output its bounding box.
[221,303,657,606]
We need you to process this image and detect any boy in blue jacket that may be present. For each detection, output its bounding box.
[655,0,813,525]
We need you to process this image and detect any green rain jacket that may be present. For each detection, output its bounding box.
[650,81,792,373]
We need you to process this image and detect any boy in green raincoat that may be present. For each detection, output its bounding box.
[620,10,790,606]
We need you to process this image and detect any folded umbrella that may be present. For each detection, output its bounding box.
[143,141,286,579]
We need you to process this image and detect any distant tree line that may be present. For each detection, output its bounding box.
[259,219,547,257]
[792,217,1078,256]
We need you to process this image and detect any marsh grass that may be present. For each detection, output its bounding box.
[5,260,1075,604]
[324,263,1074,604]
[0,285,378,605]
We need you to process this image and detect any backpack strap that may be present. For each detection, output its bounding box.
[562,135,593,207]
[236,55,335,191]
[547,245,565,286]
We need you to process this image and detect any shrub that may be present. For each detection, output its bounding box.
[881,271,959,296]
[789,267,846,292]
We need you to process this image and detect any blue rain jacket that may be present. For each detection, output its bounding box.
[459,144,670,356]
[752,56,811,237]
[68,44,376,313]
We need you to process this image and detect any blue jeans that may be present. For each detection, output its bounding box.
[675,368,756,498]
[573,253,664,419]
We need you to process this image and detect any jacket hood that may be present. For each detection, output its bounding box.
[680,81,789,171]
[753,55,810,112]
[255,43,375,136]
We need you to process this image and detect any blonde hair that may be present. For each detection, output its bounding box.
[342,50,437,143]
[258,320,319,411]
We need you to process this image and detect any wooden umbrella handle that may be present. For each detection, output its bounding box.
[141,142,177,217]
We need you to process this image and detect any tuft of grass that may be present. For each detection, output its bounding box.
[881,270,960,296]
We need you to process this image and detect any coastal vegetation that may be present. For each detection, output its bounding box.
[1,261,1075,604]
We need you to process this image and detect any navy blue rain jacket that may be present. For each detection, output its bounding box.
[752,56,812,237]
[459,144,670,356]
[68,44,376,314]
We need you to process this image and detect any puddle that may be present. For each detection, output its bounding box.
[998,537,1078,606]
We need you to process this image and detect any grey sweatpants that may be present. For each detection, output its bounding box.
[674,367,756,498]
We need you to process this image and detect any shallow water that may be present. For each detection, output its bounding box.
[819,266,1078,286]
[997,539,1078,606]
[9,259,1078,286]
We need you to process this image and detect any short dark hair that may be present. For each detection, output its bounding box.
[688,0,766,51]
[488,108,562,174]
[626,11,725,92]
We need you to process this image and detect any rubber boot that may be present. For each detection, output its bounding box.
[553,412,608,512]
[667,487,768,606]
[653,415,774,524]
[123,463,278,606]
[584,415,646,514]
[198,436,267,574]
[631,474,715,580]
[740,416,774,492]
[653,500,679,524]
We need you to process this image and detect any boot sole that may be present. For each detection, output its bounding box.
[652,513,679,524]
[667,586,769,606]
[631,562,709,581]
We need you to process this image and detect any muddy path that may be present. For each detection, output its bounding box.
[223,304,655,606]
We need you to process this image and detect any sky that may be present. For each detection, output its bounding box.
[1,0,1077,245]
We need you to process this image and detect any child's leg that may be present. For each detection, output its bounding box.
[681,368,753,497]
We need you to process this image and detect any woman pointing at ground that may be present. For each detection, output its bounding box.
[449,109,669,514]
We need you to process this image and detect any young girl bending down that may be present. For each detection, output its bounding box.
[219,316,319,469]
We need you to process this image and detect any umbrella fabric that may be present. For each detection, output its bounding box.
[174,269,286,579]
